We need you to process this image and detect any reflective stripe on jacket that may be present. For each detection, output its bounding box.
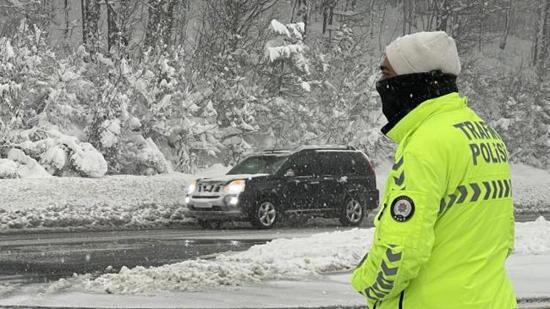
[352,93,516,309]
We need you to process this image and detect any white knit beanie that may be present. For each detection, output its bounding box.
[385,31,461,76]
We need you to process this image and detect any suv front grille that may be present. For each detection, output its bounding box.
[198,182,223,193]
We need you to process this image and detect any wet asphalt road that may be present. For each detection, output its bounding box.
[0,224,351,285]
[0,212,546,286]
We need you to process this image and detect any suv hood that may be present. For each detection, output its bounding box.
[200,174,270,183]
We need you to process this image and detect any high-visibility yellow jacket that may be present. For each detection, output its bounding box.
[352,93,516,309]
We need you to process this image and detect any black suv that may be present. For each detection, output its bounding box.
[184,145,379,229]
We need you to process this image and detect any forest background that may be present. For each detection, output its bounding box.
[0,0,548,178]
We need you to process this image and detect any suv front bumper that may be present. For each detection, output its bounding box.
[184,195,248,220]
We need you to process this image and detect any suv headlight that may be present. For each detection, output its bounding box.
[224,179,246,194]
[187,181,197,194]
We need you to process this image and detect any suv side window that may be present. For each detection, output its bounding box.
[317,152,343,176]
[321,152,366,176]
[350,152,370,175]
[338,153,355,175]
[289,154,315,177]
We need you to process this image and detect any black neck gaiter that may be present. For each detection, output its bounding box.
[376,70,458,134]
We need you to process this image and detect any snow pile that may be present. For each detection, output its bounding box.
[0,159,20,179]
[40,145,67,174]
[56,228,374,295]
[6,148,51,178]
[514,217,550,255]
[0,201,190,230]
[510,164,550,214]
[54,219,550,295]
[2,126,108,178]
[69,142,108,178]
[0,283,16,297]
[0,173,192,230]
[0,164,232,231]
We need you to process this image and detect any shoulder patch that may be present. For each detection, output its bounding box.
[390,196,415,222]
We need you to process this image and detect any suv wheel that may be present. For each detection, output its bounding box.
[339,198,365,226]
[250,200,279,229]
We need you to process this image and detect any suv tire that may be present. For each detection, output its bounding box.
[339,197,365,226]
[250,200,279,229]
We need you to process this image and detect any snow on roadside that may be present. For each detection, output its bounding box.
[514,217,550,255]
[0,284,17,297]
[50,228,374,295]
[49,218,550,295]
[0,173,194,231]
[0,162,547,231]
[0,163,231,231]
[510,164,550,214]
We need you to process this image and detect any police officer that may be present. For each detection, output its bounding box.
[351,31,516,309]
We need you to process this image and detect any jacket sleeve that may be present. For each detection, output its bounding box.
[351,149,446,307]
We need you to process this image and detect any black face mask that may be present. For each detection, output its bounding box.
[376,70,458,134]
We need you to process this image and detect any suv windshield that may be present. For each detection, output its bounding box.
[227,155,289,175]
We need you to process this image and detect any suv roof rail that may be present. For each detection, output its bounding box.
[260,148,293,154]
[257,145,357,155]
[293,145,357,152]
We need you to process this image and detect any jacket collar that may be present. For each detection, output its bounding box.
[386,92,467,144]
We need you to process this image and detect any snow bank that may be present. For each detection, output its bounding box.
[514,217,550,255]
[510,164,550,214]
[70,142,108,178]
[0,162,547,231]
[0,284,16,297]
[5,126,108,178]
[53,219,550,295]
[7,148,52,178]
[0,159,18,179]
[0,173,193,231]
[0,164,231,231]
[53,228,374,295]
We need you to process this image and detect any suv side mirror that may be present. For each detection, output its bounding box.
[284,169,295,177]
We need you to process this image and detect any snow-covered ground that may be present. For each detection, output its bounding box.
[2,261,550,309]
[510,164,550,214]
[0,173,193,230]
[0,218,549,308]
[0,163,548,231]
